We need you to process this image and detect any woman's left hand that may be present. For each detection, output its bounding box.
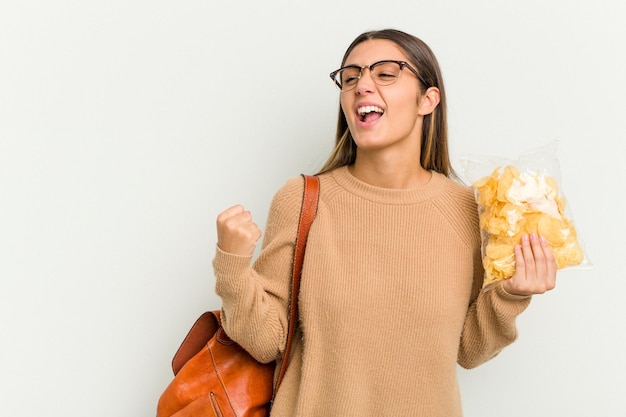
[502,233,557,296]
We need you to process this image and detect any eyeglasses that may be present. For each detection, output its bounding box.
[329,60,429,92]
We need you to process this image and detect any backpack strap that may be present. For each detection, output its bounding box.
[275,174,320,392]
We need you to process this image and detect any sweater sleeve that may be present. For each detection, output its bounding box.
[457,261,532,369]
[212,176,304,364]
[453,182,532,369]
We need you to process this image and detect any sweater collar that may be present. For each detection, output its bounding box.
[331,166,447,205]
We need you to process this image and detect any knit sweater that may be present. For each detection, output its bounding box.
[213,166,531,417]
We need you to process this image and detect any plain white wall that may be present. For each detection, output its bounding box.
[1,1,625,416]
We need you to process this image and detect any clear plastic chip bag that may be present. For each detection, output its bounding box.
[459,140,591,289]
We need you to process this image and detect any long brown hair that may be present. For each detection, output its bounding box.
[317,29,454,178]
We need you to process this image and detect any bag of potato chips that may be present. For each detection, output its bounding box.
[459,140,591,289]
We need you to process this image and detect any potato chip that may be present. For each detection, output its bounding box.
[485,239,515,260]
[553,240,584,268]
[474,171,499,207]
[497,166,521,204]
[537,215,569,246]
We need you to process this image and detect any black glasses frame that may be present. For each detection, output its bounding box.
[329,60,430,91]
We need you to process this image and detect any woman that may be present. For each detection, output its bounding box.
[214,29,557,416]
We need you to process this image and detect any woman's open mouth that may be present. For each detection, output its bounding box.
[357,105,384,122]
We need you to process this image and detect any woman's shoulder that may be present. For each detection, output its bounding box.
[430,173,480,245]
[262,176,310,239]
[270,175,307,211]
[432,172,476,208]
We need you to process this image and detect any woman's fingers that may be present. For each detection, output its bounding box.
[502,234,557,296]
[540,235,558,290]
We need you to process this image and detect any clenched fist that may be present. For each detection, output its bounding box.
[216,205,262,256]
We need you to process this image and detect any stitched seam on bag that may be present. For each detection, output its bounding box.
[208,345,239,417]
[209,392,224,417]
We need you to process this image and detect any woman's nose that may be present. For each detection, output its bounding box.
[354,69,375,95]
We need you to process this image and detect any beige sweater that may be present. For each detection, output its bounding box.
[213,166,531,417]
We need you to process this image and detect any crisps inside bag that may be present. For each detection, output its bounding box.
[459,140,591,289]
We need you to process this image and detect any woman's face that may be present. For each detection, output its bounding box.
[340,39,425,156]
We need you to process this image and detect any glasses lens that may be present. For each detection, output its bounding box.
[337,67,361,91]
[371,61,401,86]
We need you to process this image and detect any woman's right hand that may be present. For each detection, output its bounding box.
[216,205,262,256]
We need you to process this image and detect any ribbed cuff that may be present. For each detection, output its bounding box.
[494,283,533,301]
[491,283,532,317]
[212,245,253,297]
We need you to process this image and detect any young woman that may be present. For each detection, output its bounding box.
[214,29,557,416]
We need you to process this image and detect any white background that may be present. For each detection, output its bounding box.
[1,1,625,416]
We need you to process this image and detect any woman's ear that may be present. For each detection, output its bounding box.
[418,87,441,116]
